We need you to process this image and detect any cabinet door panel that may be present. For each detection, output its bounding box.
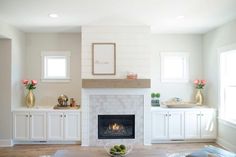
[64,112,81,140]
[47,112,64,140]
[200,110,216,139]
[151,112,168,140]
[30,112,46,141]
[168,111,184,139]
[185,111,200,139]
[13,112,29,140]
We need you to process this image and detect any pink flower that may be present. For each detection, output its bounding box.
[22,79,29,85]
[194,80,199,84]
[201,80,206,85]
[22,79,37,90]
[31,80,37,86]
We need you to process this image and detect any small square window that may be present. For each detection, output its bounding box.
[41,51,71,82]
[160,52,189,83]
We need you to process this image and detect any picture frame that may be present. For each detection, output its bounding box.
[92,43,116,75]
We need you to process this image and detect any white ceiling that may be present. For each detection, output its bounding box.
[0,0,236,34]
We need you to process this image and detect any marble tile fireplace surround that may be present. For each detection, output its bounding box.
[81,88,151,146]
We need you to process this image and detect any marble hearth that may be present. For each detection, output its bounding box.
[81,88,151,146]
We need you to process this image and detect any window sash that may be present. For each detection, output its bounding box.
[41,51,71,82]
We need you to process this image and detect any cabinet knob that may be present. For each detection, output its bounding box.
[60,115,63,117]
[169,114,171,116]
[26,115,28,117]
[64,115,66,118]
[30,115,32,118]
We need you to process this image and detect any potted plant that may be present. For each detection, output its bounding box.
[151,92,160,106]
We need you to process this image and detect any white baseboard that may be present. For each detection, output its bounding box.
[0,139,13,147]
[217,137,236,152]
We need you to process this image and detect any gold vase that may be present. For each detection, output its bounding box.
[25,90,35,108]
[195,89,203,105]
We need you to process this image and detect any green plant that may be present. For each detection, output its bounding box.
[151,92,160,98]
[155,93,160,98]
[151,93,156,98]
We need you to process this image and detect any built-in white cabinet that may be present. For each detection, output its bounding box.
[151,110,184,140]
[185,109,216,139]
[13,111,46,141]
[151,108,216,142]
[13,110,81,142]
[47,112,64,141]
[47,111,81,141]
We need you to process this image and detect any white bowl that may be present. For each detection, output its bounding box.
[104,143,133,157]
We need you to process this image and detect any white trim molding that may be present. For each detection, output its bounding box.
[217,137,236,152]
[41,51,71,82]
[0,139,13,147]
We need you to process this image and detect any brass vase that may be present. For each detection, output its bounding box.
[25,90,35,108]
[195,89,203,105]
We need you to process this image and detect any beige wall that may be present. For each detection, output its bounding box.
[25,33,81,106]
[151,34,203,101]
[0,21,25,145]
[0,39,11,140]
[203,19,236,151]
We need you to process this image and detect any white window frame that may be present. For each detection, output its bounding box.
[160,52,189,83]
[41,51,71,82]
[219,44,236,124]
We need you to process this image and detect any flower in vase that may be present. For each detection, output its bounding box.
[22,79,37,90]
[194,79,206,89]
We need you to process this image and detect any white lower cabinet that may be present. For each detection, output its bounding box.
[151,108,216,142]
[13,111,46,141]
[151,111,184,140]
[13,110,81,142]
[185,109,216,139]
[47,111,81,141]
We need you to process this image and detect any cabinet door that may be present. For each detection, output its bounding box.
[151,111,168,140]
[168,111,184,139]
[64,112,81,141]
[185,111,200,139]
[30,112,46,141]
[200,110,216,139]
[13,112,29,140]
[47,112,64,140]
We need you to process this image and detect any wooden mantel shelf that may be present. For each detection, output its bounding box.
[82,79,151,88]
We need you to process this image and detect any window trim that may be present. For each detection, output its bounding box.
[218,43,236,124]
[41,51,71,82]
[160,52,189,83]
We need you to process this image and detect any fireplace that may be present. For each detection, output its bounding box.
[98,115,135,139]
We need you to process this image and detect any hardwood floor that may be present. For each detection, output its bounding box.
[0,142,219,157]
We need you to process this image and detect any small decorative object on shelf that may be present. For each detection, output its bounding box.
[57,94,69,107]
[126,72,138,80]
[54,95,80,109]
[194,79,206,105]
[22,79,37,108]
[70,98,76,107]
[151,92,160,106]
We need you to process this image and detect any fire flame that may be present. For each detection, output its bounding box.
[112,123,120,131]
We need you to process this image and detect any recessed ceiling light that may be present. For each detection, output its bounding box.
[176,16,185,20]
[49,13,59,18]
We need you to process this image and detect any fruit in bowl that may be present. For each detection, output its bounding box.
[104,143,132,157]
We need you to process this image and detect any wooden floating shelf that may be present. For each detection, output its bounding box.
[82,79,151,88]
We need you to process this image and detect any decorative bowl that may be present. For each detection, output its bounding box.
[104,143,133,157]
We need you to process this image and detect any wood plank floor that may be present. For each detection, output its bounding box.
[0,142,219,157]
